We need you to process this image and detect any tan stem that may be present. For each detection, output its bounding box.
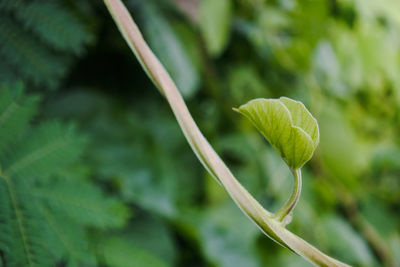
[103,0,352,266]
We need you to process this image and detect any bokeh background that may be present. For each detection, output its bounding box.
[0,0,399,266]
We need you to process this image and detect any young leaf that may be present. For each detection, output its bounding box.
[235,97,319,169]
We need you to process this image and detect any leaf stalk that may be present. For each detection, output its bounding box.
[275,168,302,225]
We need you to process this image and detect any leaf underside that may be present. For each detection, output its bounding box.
[235,97,319,169]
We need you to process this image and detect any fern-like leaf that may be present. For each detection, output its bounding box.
[0,0,95,88]
[1,122,86,179]
[0,181,11,255]
[0,17,70,88]
[0,178,53,267]
[0,85,129,265]
[0,83,38,152]
[38,205,96,265]
[13,1,94,54]
[33,178,129,229]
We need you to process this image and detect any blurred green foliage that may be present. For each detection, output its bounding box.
[0,0,399,266]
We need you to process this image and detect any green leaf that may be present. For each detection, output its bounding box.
[198,202,261,267]
[0,178,53,267]
[2,122,86,179]
[200,0,232,56]
[33,178,129,229]
[13,1,94,54]
[318,103,368,189]
[321,216,377,266]
[235,97,319,169]
[138,2,200,99]
[38,205,96,265]
[0,1,95,88]
[125,215,177,265]
[0,17,70,88]
[100,237,169,267]
[0,83,39,152]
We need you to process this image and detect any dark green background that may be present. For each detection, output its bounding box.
[0,0,399,266]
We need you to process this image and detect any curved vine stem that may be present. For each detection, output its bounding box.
[103,1,352,266]
[275,168,302,224]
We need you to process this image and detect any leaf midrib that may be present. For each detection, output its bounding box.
[5,137,68,176]
[38,205,82,260]
[0,171,35,267]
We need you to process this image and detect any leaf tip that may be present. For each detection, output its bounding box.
[232,107,240,113]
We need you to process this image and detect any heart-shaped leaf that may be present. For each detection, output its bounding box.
[235,97,319,169]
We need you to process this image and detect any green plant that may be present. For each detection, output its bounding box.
[0,0,94,88]
[104,0,352,266]
[0,83,128,266]
[234,97,319,224]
